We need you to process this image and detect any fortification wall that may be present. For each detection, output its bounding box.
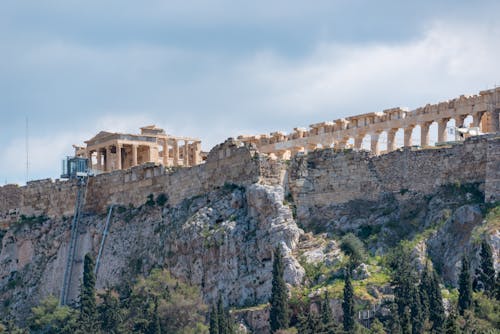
[288,135,499,220]
[1,135,498,227]
[0,140,263,224]
[85,139,261,213]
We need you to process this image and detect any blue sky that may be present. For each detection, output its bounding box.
[1,0,500,184]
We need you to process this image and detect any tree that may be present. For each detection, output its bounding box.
[410,285,424,334]
[28,296,78,334]
[389,244,418,333]
[79,253,97,332]
[390,303,402,334]
[458,255,472,315]
[340,233,367,269]
[127,268,207,333]
[147,299,161,334]
[209,302,219,334]
[270,246,289,332]
[342,268,355,334]
[428,270,445,333]
[320,291,335,334]
[97,288,123,334]
[444,311,460,334]
[217,295,227,334]
[478,239,496,295]
[370,318,385,334]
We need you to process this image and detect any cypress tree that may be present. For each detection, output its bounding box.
[458,255,472,315]
[401,306,412,334]
[390,303,402,334]
[98,289,122,334]
[342,268,355,334]
[496,272,500,301]
[478,239,496,295]
[320,291,335,333]
[428,270,445,333]
[269,246,289,332]
[217,295,227,334]
[419,265,431,322]
[410,285,424,334]
[79,253,97,332]
[444,311,460,334]
[209,302,219,334]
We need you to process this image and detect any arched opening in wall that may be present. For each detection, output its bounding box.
[395,128,404,148]
[361,134,371,151]
[446,119,456,141]
[346,137,354,149]
[463,115,473,128]
[378,131,388,153]
[411,125,421,147]
[429,122,438,146]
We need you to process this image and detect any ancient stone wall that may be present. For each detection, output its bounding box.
[1,135,499,227]
[288,135,499,221]
[0,140,264,224]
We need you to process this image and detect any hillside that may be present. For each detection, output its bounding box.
[0,135,499,333]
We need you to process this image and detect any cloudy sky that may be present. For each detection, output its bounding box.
[1,0,499,184]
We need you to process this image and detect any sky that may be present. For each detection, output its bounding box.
[1,0,500,185]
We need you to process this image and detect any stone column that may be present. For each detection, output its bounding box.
[96,150,102,170]
[472,111,484,128]
[162,139,169,166]
[105,146,112,171]
[420,122,431,147]
[370,132,380,155]
[172,140,179,166]
[337,139,347,150]
[483,109,500,133]
[455,115,466,128]
[354,135,364,150]
[387,129,397,152]
[183,141,189,166]
[132,144,138,167]
[437,119,449,143]
[404,126,414,147]
[116,143,122,170]
[193,141,202,165]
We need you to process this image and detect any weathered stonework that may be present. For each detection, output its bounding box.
[239,88,500,157]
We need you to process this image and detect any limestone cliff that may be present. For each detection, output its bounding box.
[0,135,499,332]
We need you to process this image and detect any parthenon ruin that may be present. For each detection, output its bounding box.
[238,87,500,158]
[74,125,203,173]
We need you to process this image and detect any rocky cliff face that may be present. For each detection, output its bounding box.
[0,137,499,332]
[0,182,306,323]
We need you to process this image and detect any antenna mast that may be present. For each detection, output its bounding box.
[26,116,29,183]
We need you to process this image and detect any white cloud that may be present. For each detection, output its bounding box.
[2,20,500,185]
[238,20,500,118]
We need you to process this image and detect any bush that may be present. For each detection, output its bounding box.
[340,233,367,266]
[156,193,168,206]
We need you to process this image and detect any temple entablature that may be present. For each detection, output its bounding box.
[239,87,500,157]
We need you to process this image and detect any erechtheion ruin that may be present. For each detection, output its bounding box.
[73,125,203,173]
[239,87,500,158]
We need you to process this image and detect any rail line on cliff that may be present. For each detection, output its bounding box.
[60,176,88,305]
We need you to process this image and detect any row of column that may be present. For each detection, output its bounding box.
[159,139,202,167]
[89,143,146,172]
[272,110,499,158]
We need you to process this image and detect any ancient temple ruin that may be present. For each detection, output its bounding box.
[238,87,500,158]
[73,125,203,173]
